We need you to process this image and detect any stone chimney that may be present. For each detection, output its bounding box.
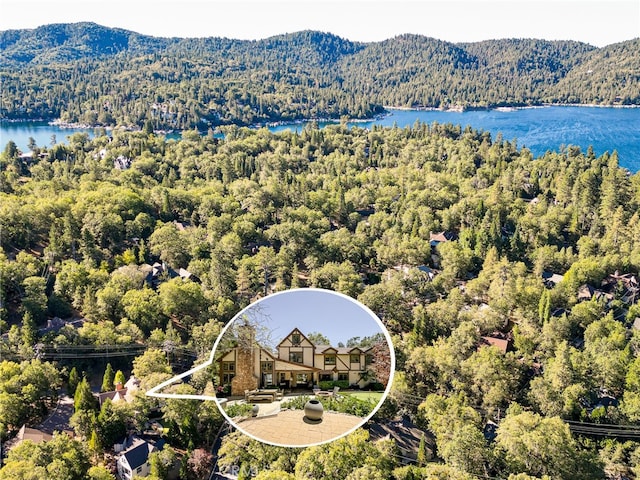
[231,322,259,396]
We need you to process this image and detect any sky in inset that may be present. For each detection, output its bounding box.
[234,288,385,348]
[0,1,638,47]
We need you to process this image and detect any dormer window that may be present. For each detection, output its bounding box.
[292,333,301,345]
[325,354,336,365]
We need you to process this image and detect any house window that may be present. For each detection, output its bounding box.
[319,373,332,381]
[136,466,143,473]
[292,333,301,345]
[296,373,308,384]
[223,373,235,384]
[350,354,360,364]
[365,354,373,366]
[261,361,273,372]
[222,362,235,372]
[324,354,336,365]
[290,351,303,363]
[338,373,349,381]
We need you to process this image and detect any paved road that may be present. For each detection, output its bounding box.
[38,394,74,434]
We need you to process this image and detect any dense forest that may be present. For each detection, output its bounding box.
[2,120,640,478]
[1,23,639,129]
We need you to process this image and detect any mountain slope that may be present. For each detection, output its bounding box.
[1,23,638,128]
[0,22,176,63]
[556,38,640,104]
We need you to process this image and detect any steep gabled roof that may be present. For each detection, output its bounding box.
[315,345,338,354]
[479,336,510,354]
[577,283,596,300]
[429,231,455,246]
[16,425,52,444]
[277,327,314,348]
[121,437,164,470]
[542,271,564,285]
[96,389,127,406]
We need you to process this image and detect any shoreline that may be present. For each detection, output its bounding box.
[384,103,640,113]
[2,102,638,131]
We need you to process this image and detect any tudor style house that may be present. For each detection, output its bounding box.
[218,327,375,396]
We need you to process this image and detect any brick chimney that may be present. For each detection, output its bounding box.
[231,323,258,396]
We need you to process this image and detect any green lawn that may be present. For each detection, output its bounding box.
[343,391,384,403]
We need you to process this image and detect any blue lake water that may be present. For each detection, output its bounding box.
[2,106,639,171]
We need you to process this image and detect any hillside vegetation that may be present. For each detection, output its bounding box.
[3,122,640,476]
[1,23,638,129]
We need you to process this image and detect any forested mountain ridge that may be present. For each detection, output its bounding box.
[1,22,638,129]
[0,22,178,63]
[557,38,640,103]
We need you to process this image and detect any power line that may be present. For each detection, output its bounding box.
[392,392,640,440]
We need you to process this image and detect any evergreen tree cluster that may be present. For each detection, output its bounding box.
[3,121,640,477]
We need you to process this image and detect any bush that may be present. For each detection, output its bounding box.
[318,380,350,390]
[282,394,376,417]
[364,382,385,391]
[224,403,254,419]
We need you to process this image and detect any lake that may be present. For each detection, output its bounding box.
[2,105,639,171]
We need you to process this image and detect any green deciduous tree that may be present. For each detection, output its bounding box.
[133,348,172,379]
[21,276,48,323]
[87,466,116,480]
[122,287,165,333]
[0,432,91,480]
[162,384,200,448]
[95,398,127,450]
[295,429,396,479]
[149,222,190,267]
[309,261,364,297]
[495,407,603,479]
[158,278,208,328]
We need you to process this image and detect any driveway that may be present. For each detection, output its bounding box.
[38,393,74,435]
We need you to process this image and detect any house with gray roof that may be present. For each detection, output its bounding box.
[116,436,164,480]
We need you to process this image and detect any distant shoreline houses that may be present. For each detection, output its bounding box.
[217,326,377,396]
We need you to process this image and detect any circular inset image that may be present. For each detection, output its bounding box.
[212,288,395,447]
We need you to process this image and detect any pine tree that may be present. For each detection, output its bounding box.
[20,311,37,347]
[291,263,300,288]
[74,377,98,412]
[68,366,80,397]
[101,363,114,392]
[417,433,429,466]
[538,289,551,324]
[88,429,101,456]
[138,239,148,264]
